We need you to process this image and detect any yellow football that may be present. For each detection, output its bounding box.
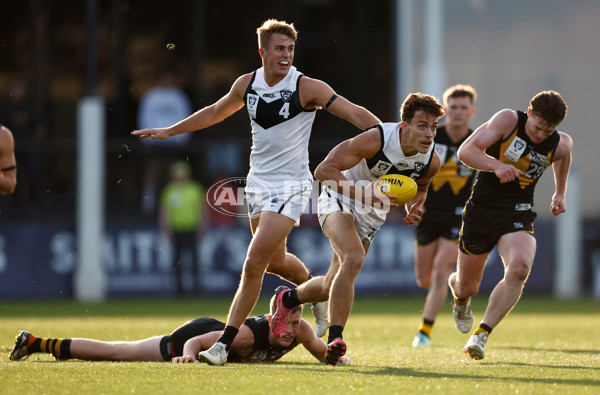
[373,174,418,205]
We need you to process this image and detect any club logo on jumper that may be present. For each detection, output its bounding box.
[414,162,425,174]
[247,94,259,118]
[515,203,532,211]
[505,136,527,162]
[280,90,292,102]
[529,151,549,165]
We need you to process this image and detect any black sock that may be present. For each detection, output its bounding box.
[29,338,72,359]
[479,323,493,334]
[217,326,238,351]
[28,338,42,353]
[283,289,301,309]
[328,326,344,343]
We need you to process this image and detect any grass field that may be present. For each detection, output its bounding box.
[1,296,599,394]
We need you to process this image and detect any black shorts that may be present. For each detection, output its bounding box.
[416,216,461,246]
[459,203,536,255]
[159,318,225,361]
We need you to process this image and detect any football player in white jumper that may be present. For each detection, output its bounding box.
[132,19,380,365]
[272,93,445,364]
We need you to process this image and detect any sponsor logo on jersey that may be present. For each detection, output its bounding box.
[247,94,259,118]
[262,93,276,98]
[514,222,524,229]
[529,151,549,165]
[505,136,526,162]
[280,90,292,102]
[515,203,532,211]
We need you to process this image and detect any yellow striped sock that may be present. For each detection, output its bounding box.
[418,322,433,337]
[455,297,470,305]
[473,326,489,337]
[40,338,48,353]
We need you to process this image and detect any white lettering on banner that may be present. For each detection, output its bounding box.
[156,237,172,272]
[102,237,116,271]
[199,228,249,272]
[134,231,155,273]
[291,221,417,287]
[0,236,6,273]
[289,228,332,273]
[117,232,134,272]
[50,232,76,274]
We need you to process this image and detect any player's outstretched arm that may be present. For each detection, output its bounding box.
[458,109,523,183]
[300,77,381,131]
[550,131,573,216]
[173,332,222,363]
[297,320,352,364]
[132,74,250,140]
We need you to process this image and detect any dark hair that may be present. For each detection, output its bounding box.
[529,90,567,126]
[443,84,477,106]
[400,92,444,123]
[257,19,298,49]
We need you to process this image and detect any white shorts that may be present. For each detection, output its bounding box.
[245,178,312,226]
[317,186,388,245]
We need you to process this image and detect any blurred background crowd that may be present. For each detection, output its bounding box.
[1,0,600,298]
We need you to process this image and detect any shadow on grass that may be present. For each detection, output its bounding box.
[277,361,600,387]
[495,345,600,356]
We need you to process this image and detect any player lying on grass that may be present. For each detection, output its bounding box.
[9,299,350,364]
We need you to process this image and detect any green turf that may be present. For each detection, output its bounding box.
[1,296,599,394]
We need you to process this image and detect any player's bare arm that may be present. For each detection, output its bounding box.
[131,73,250,140]
[315,128,389,205]
[173,331,222,363]
[296,319,352,364]
[403,151,441,226]
[550,131,573,216]
[458,109,522,183]
[299,77,381,130]
[0,126,17,195]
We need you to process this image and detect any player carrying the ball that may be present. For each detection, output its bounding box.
[448,90,573,360]
[271,93,444,364]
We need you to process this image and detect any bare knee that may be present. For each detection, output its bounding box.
[415,274,431,289]
[340,250,365,279]
[506,260,532,283]
[242,256,268,279]
[453,273,479,298]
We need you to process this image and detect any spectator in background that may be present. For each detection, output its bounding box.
[1,80,44,203]
[0,124,17,194]
[159,161,207,297]
[411,84,478,347]
[138,70,192,215]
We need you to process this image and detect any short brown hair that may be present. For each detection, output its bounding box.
[529,90,567,126]
[443,84,477,106]
[400,92,444,123]
[257,19,298,50]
